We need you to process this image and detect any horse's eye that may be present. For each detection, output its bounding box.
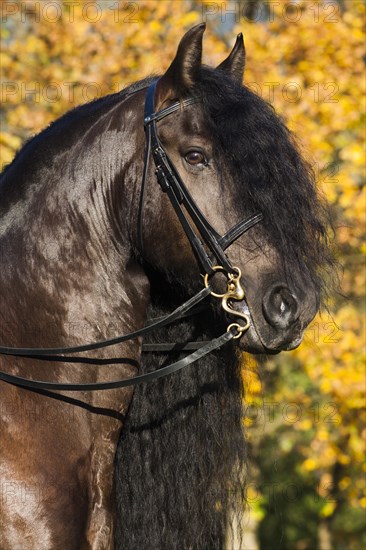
[185,151,206,166]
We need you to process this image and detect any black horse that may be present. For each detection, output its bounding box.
[0,25,332,549]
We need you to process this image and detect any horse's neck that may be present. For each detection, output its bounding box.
[0,95,150,347]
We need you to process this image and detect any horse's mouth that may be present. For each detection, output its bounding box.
[239,324,303,354]
[283,334,304,351]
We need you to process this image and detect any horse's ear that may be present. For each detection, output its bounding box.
[217,33,246,84]
[155,23,205,107]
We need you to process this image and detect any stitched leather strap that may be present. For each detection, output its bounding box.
[219,213,263,250]
[0,330,234,391]
[142,341,208,352]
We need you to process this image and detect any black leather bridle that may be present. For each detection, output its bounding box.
[0,81,262,392]
[139,81,262,275]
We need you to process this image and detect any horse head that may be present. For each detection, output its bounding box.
[134,24,332,354]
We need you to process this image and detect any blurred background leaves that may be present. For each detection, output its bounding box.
[1,1,364,548]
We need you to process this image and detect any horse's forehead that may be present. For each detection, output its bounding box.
[160,106,210,140]
[182,108,206,133]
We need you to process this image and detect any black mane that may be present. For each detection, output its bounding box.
[116,295,246,550]
[193,68,334,299]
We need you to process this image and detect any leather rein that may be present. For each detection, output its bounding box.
[0,81,262,392]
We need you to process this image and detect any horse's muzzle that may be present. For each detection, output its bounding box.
[235,281,319,354]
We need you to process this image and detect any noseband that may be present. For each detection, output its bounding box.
[0,81,262,392]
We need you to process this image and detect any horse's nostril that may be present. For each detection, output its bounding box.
[262,285,300,329]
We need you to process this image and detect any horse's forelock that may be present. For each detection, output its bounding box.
[192,68,335,300]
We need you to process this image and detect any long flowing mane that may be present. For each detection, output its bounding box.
[116,283,246,549]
